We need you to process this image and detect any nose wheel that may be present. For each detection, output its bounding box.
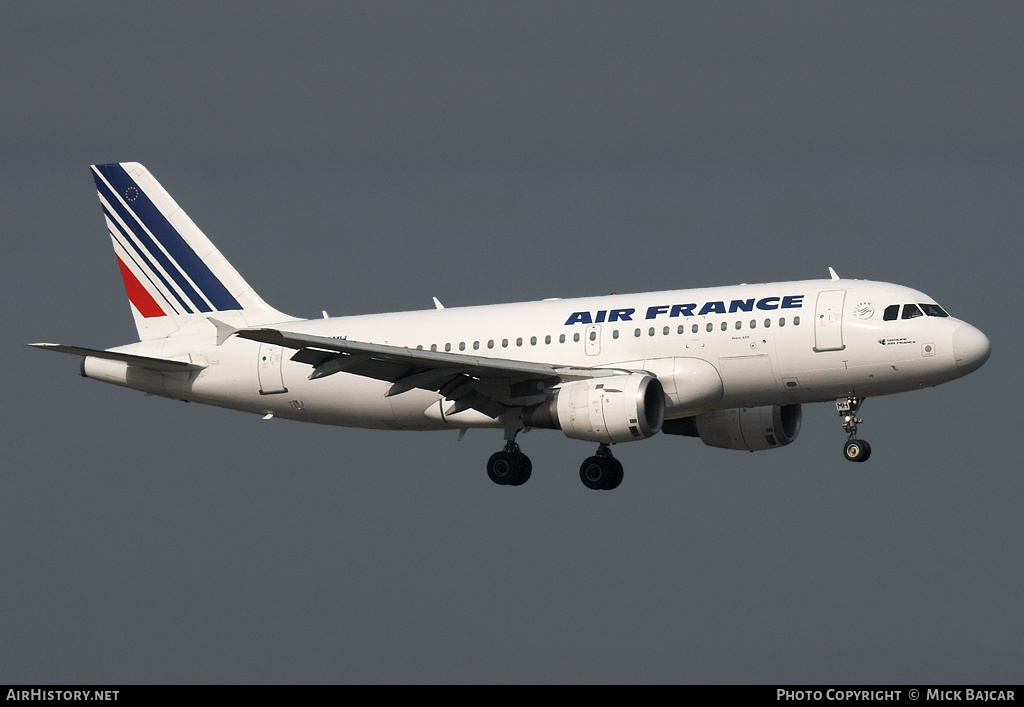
[837,393,871,463]
[843,438,871,462]
[579,444,624,490]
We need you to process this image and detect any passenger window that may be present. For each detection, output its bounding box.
[902,303,923,320]
[692,324,699,334]
[678,325,684,335]
[706,323,713,332]
[559,334,566,343]
[793,316,800,326]
[459,342,466,351]
[720,321,727,331]
[882,304,900,321]
[502,339,508,348]
[473,341,479,350]
[750,319,756,329]
[530,336,537,345]
[487,340,494,349]
[612,330,619,339]
[445,343,451,352]
[544,334,551,344]
[430,344,437,351]
[574,333,581,342]
[663,326,669,336]
[516,337,523,347]
[764,318,771,328]
[635,328,641,337]
[735,321,742,330]
[648,327,655,337]
[416,345,423,350]
[779,318,785,327]
[588,332,595,342]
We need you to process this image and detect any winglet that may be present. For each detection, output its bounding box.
[828,267,840,280]
[433,297,445,310]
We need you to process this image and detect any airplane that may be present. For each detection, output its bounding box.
[31,162,992,490]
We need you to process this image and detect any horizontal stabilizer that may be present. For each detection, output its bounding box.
[29,343,206,371]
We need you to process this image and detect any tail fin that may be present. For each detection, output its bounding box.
[92,162,292,340]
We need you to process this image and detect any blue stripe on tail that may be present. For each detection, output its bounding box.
[93,164,242,312]
[104,206,190,315]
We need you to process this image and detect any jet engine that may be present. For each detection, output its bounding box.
[523,374,665,444]
[662,404,802,451]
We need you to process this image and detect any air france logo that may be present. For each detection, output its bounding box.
[564,295,804,326]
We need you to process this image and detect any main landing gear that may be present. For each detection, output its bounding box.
[486,440,532,486]
[579,444,623,490]
[485,433,625,490]
[837,393,872,463]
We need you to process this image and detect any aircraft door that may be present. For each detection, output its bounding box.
[585,324,601,356]
[814,289,846,352]
[257,343,288,394]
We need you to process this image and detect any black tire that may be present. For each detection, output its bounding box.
[606,458,624,490]
[843,439,867,463]
[856,440,872,462]
[507,453,532,486]
[580,456,620,490]
[487,451,517,485]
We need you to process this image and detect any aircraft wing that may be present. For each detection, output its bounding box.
[235,328,633,418]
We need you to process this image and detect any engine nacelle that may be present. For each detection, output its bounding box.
[662,404,802,451]
[524,374,666,444]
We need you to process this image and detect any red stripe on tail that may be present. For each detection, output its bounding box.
[117,256,166,318]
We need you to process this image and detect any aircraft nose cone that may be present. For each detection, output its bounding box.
[952,324,991,375]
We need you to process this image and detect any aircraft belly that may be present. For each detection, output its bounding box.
[780,350,957,401]
[716,353,782,408]
[274,372,403,429]
[167,342,404,429]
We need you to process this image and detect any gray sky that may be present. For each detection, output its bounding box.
[3,2,1022,683]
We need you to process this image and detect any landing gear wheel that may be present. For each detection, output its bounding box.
[837,393,871,463]
[507,454,532,486]
[843,439,871,463]
[579,455,623,490]
[606,458,624,490]
[487,450,532,486]
[580,457,607,489]
[487,451,517,485]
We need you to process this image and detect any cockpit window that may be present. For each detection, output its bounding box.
[920,303,948,317]
[901,303,923,320]
[882,304,900,321]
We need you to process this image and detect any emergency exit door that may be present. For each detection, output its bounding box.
[585,324,601,356]
[258,343,288,394]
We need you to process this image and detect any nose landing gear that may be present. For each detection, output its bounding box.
[837,393,872,462]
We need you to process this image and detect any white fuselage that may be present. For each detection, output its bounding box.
[84,278,987,433]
